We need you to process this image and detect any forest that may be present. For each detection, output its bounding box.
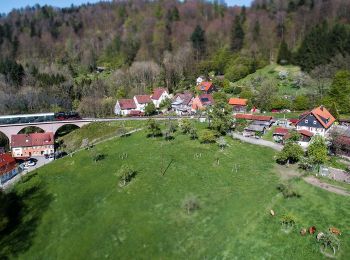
[0,0,350,117]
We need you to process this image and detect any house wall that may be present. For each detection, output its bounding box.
[12,145,54,157]
[133,97,149,112]
[114,102,122,115]
[191,97,204,111]
[297,114,328,136]
[0,167,18,185]
[152,92,170,108]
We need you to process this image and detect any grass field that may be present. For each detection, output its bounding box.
[1,124,349,259]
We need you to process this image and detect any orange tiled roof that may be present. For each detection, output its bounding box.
[196,81,213,92]
[229,98,247,106]
[298,106,335,129]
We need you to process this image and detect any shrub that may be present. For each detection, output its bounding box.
[145,102,156,116]
[117,164,137,187]
[199,130,217,144]
[317,231,340,256]
[179,119,191,134]
[280,214,296,229]
[181,195,200,214]
[189,127,198,140]
[277,183,300,198]
[146,119,162,137]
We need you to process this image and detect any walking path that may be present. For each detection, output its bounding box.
[304,176,350,196]
[232,132,283,151]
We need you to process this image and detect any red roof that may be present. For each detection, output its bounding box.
[274,127,289,135]
[229,98,247,106]
[297,106,335,129]
[289,118,299,125]
[196,81,213,92]
[118,99,136,110]
[235,114,273,121]
[0,153,15,169]
[174,92,193,105]
[298,130,314,137]
[151,88,167,100]
[134,95,151,104]
[11,132,54,148]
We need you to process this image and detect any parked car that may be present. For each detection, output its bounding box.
[27,161,36,167]
[48,155,54,161]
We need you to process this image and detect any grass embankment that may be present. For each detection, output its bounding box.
[1,123,349,259]
[58,120,145,152]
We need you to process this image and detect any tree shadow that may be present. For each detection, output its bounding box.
[0,177,53,259]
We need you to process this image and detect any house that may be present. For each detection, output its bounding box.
[243,124,266,137]
[133,95,152,112]
[151,88,170,108]
[296,106,335,137]
[114,99,137,116]
[191,94,214,111]
[11,132,55,158]
[196,81,215,94]
[273,127,289,142]
[234,114,274,128]
[229,98,248,113]
[283,130,314,148]
[0,153,18,185]
[171,92,194,115]
[196,76,205,85]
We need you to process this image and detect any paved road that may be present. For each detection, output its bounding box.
[304,176,350,196]
[232,132,283,151]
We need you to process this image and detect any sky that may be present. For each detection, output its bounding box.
[0,0,252,14]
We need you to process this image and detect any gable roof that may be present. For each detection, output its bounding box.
[134,95,152,104]
[118,99,136,110]
[199,94,214,106]
[151,88,167,100]
[174,92,193,105]
[297,106,335,129]
[196,81,213,92]
[298,129,314,137]
[235,114,273,121]
[11,132,54,148]
[273,127,289,135]
[0,153,16,175]
[229,98,247,106]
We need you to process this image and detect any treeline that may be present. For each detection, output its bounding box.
[0,0,349,116]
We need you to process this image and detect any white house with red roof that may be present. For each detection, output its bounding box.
[296,106,335,137]
[114,99,137,116]
[133,95,152,112]
[0,153,19,185]
[151,88,170,108]
[11,132,54,158]
[171,92,194,115]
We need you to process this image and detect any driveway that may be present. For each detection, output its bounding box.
[232,132,283,151]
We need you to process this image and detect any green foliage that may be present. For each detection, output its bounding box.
[277,183,300,198]
[90,148,105,162]
[208,103,233,134]
[179,119,192,134]
[189,126,198,140]
[307,136,328,166]
[146,119,162,137]
[317,231,340,256]
[159,98,172,110]
[217,136,228,150]
[329,102,339,121]
[199,129,217,144]
[293,95,310,110]
[145,102,157,116]
[191,25,206,57]
[277,40,292,65]
[328,70,350,113]
[234,118,248,132]
[117,164,137,187]
[280,214,296,228]
[231,15,244,52]
[0,58,25,86]
[276,142,304,164]
[181,195,200,215]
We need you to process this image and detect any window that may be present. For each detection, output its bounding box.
[313,121,317,125]
[305,120,308,123]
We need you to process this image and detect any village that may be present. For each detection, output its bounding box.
[1,76,350,188]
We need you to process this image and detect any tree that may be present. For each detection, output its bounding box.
[276,142,304,165]
[146,119,162,137]
[117,164,137,187]
[199,129,217,144]
[329,102,339,121]
[293,95,310,111]
[189,126,198,140]
[328,70,350,113]
[179,119,192,134]
[277,40,292,65]
[208,103,233,134]
[217,136,228,150]
[307,136,328,167]
[191,25,206,60]
[145,102,156,116]
[231,15,244,52]
[159,98,172,110]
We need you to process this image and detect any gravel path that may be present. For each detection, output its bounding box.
[232,132,283,151]
[304,176,350,196]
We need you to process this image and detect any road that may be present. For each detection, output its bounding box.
[231,132,283,151]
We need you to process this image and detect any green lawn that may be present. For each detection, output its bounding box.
[1,125,349,259]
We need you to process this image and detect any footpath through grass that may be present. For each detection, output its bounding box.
[1,126,349,259]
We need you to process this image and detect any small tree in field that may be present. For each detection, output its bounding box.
[307,136,328,169]
[199,130,217,144]
[276,142,304,165]
[117,164,137,187]
[217,136,228,150]
[189,126,198,140]
[146,119,162,137]
[181,195,200,214]
[179,119,192,134]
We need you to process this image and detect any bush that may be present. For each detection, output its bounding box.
[189,126,198,140]
[117,164,137,187]
[179,119,192,134]
[181,195,200,214]
[276,143,304,164]
[280,214,296,229]
[199,130,217,144]
[146,119,162,137]
[145,102,156,116]
[277,183,300,198]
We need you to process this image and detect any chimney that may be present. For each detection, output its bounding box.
[320,105,324,111]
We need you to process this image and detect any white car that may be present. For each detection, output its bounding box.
[48,155,54,161]
[27,161,36,167]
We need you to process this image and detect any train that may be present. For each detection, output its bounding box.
[0,112,81,125]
